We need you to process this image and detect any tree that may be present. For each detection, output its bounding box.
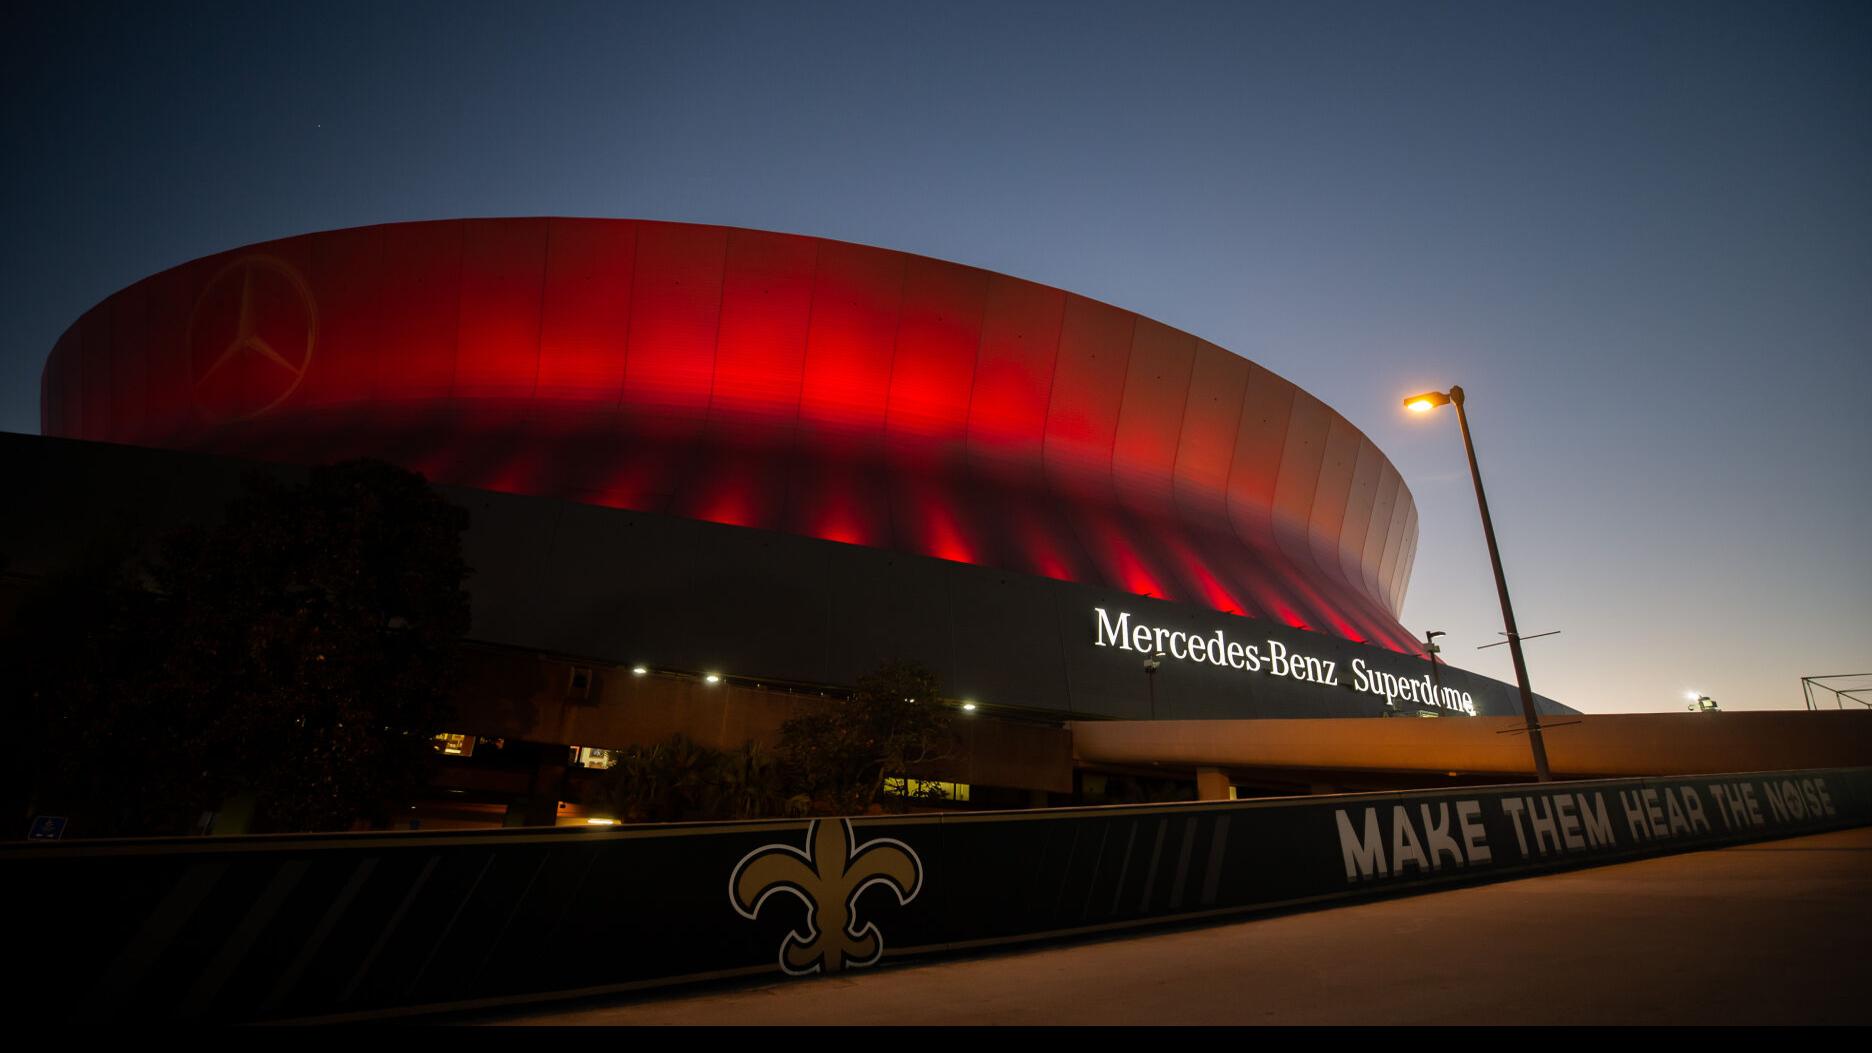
[714,740,799,820]
[9,557,200,836]
[598,733,718,823]
[594,736,802,823]
[15,460,472,835]
[777,659,959,816]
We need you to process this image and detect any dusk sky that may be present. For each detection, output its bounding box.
[3,0,1866,714]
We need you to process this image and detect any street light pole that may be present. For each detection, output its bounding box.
[1144,652,1164,720]
[1424,629,1446,699]
[1407,385,1554,782]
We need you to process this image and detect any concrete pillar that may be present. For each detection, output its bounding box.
[524,747,569,826]
[1196,767,1232,802]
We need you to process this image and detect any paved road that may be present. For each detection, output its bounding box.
[497,826,1872,1026]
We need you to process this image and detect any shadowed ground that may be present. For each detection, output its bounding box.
[492,826,1872,1026]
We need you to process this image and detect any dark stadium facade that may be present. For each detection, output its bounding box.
[17,218,1577,823]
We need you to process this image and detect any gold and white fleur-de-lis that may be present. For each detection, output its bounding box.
[730,818,922,975]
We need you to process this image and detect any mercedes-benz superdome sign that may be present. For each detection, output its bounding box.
[1095,606,1477,714]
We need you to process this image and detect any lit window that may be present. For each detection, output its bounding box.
[566,666,594,699]
[573,746,617,770]
[882,777,970,803]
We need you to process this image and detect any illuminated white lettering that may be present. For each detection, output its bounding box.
[1729,783,1759,824]
[1578,793,1614,847]
[1680,787,1710,834]
[1500,796,1530,855]
[1390,805,1430,874]
[1808,778,1835,817]
[1643,789,1667,835]
[1094,608,1133,649]
[1763,782,1788,823]
[1336,808,1386,881]
[1554,795,1584,850]
[1420,803,1463,869]
[1778,780,1806,820]
[1619,790,1650,841]
[1091,609,1421,707]
[1526,796,1560,854]
[1664,788,1690,836]
[1457,800,1491,863]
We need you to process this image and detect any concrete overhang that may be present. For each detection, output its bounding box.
[1069,710,1872,780]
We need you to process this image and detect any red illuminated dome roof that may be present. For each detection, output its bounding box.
[40,218,1423,653]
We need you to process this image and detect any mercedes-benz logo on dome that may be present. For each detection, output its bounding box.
[187,255,318,421]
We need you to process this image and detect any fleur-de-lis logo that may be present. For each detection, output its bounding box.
[730,819,923,976]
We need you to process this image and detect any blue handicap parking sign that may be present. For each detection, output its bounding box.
[28,816,67,840]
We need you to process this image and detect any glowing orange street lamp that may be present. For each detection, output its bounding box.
[1403,386,1553,782]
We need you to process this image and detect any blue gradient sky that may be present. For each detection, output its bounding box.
[3,1,1866,713]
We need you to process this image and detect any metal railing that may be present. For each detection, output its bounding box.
[1801,674,1872,710]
